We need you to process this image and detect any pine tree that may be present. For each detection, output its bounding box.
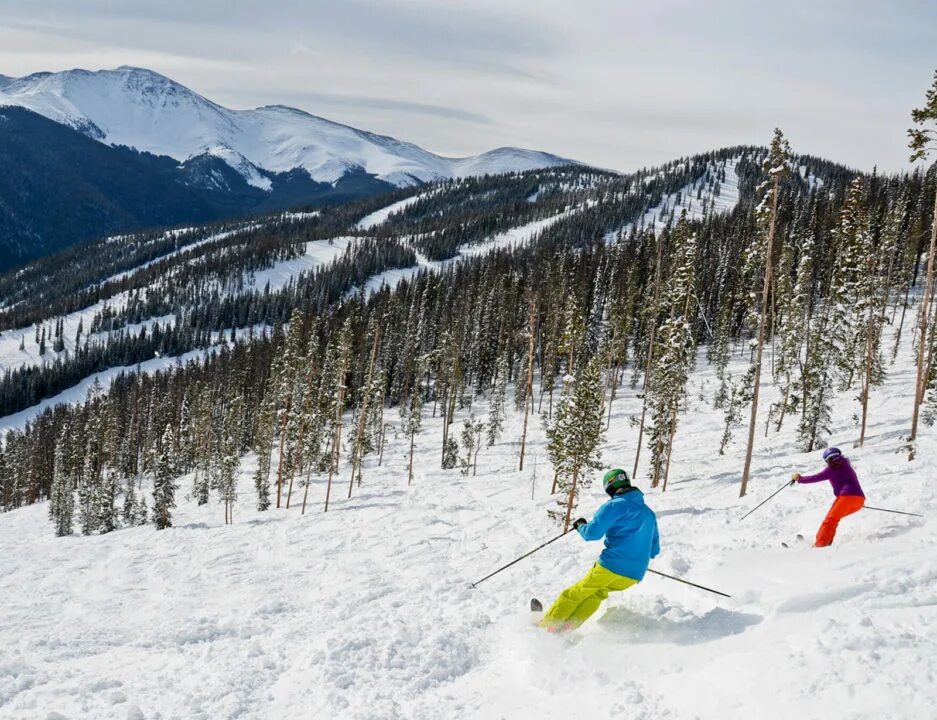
[442,437,459,470]
[487,353,508,446]
[97,467,119,534]
[349,321,382,493]
[645,213,697,490]
[152,425,178,530]
[907,70,937,458]
[459,415,485,477]
[518,294,537,470]
[547,356,605,530]
[252,376,277,512]
[798,316,835,451]
[827,177,869,390]
[632,229,666,478]
[769,226,815,433]
[78,441,100,535]
[323,318,352,512]
[400,354,429,485]
[49,430,74,537]
[122,473,137,525]
[739,129,791,497]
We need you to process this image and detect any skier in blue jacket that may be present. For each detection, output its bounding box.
[539,468,660,633]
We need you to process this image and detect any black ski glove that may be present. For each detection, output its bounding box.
[572,518,587,530]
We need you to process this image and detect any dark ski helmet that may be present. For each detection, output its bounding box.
[603,468,631,497]
[822,447,843,463]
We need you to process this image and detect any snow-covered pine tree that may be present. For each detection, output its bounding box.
[49,428,74,537]
[487,353,508,446]
[632,228,666,478]
[274,310,305,507]
[78,440,100,535]
[459,415,486,477]
[190,384,213,506]
[547,355,605,530]
[349,320,381,493]
[827,177,869,391]
[97,467,119,534]
[323,318,352,512]
[645,212,697,490]
[739,129,791,498]
[518,294,537,471]
[401,354,429,485]
[798,314,835,451]
[556,290,585,376]
[218,396,242,525]
[122,473,137,525]
[442,437,459,470]
[252,378,276,511]
[769,225,815,432]
[366,367,387,467]
[152,425,178,530]
[908,71,937,458]
[856,193,899,445]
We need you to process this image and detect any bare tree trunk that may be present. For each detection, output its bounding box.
[895,276,914,350]
[275,398,290,509]
[859,315,875,446]
[300,462,315,515]
[911,194,937,459]
[740,175,780,497]
[519,298,537,472]
[562,466,579,531]
[440,386,450,464]
[407,430,415,485]
[285,454,295,509]
[661,407,679,492]
[633,233,666,479]
[378,422,388,467]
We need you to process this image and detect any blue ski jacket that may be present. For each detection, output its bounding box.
[576,488,660,581]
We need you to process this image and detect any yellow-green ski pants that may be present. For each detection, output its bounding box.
[539,563,638,630]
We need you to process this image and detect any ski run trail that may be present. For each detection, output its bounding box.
[2,323,936,715]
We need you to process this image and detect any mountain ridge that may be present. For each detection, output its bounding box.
[0,66,578,187]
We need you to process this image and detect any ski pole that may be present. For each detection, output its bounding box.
[470,530,572,588]
[647,569,732,598]
[864,505,924,518]
[739,479,790,521]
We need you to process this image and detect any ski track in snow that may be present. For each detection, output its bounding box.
[1,315,935,719]
[355,193,430,230]
[354,206,581,298]
[0,326,269,440]
[605,158,741,241]
[0,202,575,437]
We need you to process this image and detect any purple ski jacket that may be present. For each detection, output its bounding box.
[797,458,864,498]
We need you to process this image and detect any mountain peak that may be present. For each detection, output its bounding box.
[0,65,578,186]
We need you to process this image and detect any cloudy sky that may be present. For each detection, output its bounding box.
[0,0,933,172]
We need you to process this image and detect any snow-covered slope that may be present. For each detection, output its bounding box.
[0,308,934,719]
[0,66,577,187]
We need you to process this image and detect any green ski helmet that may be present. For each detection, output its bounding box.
[603,468,631,497]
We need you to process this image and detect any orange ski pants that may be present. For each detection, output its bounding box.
[815,495,864,547]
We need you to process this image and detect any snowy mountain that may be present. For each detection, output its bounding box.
[1,130,933,717]
[0,66,577,188]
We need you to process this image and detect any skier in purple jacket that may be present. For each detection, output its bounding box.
[791,447,865,547]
